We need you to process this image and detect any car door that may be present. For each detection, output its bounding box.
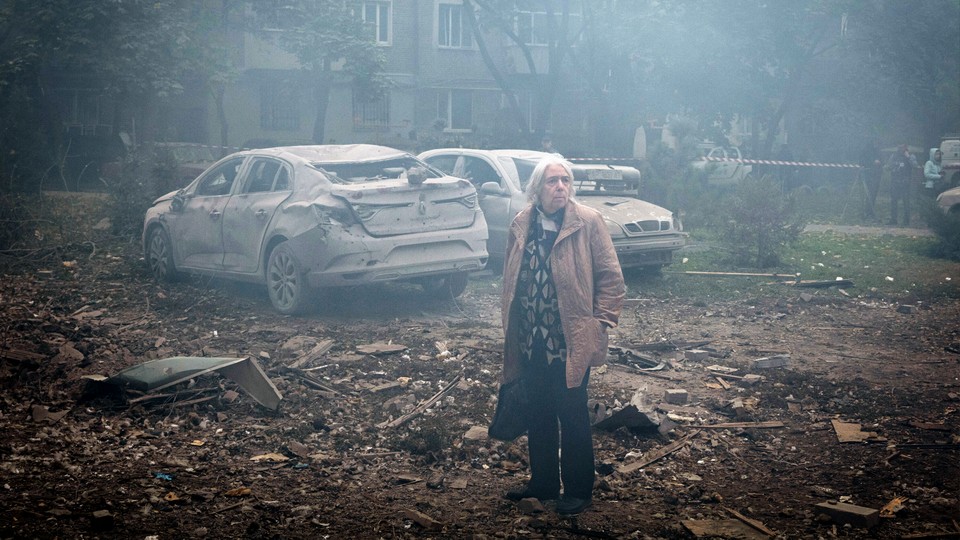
[168,157,244,270]
[458,155,513,260]
[727,147,750,183]
[706,147,737,186]
[220,157,292,274]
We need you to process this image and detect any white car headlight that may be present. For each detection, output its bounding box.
[606,220,625,238]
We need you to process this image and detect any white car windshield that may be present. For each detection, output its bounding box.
[498,157,539,189]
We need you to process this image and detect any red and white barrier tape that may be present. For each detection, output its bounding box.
[699,157,860,168]
[569,156,861,168]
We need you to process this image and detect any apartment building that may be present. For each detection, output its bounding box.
[199,1,575,153]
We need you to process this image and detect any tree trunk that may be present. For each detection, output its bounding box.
[462,0,527,137]
[312,71,331,144]
[213,84,229,155]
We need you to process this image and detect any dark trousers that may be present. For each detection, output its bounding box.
[861,168,880,219]
[521,351,594,500]
[890,177,912,225]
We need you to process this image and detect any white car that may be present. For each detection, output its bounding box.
[419,148,685,271]
[143,144,488,314]
[690,146,753,186]
[937,185,960,214]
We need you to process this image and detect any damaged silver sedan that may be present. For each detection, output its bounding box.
[143,144,488,314]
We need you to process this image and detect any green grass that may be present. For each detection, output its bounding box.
[639,230,959,303]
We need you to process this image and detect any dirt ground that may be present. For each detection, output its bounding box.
[1,224,958,539]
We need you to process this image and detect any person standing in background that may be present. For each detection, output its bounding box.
[885,144,917,226]
[923,148,943,195]
[858,140,882,221]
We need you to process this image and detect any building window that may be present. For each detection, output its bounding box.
[516,2,549,46]
[516,1,580,46]
[353,89,390,130]
[57,89,113,136]
[362,2,391,45]
[438,3,473,48]
[501,91,536,132]
[260,82,299,131]
[439,90,473,131]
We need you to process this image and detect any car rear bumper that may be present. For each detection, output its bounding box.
[292,221,489,288]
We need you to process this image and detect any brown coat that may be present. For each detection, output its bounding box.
[501,200,626,388]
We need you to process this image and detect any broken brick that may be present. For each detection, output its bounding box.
[664,389,688,405]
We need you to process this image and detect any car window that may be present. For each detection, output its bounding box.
[196,157,243,197]
[462,157,500,188]
[274,167,290,191]
[424,155,458,175]
[707,147,726,160]
[500,157,538,189]
[245,158,282,193]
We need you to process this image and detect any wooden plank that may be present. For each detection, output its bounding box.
[617,430,700,474]
[691,421,785,429]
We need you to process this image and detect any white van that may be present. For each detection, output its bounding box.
[939,135,960,189]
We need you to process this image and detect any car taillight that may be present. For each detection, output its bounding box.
[435,193,477,209]
[313,203,356,225]
[351,204,380,221]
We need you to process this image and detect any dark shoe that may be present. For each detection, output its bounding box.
[505,488,558,502]
[556,495,592,515]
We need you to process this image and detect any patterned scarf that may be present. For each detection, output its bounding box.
[517,206,566,365]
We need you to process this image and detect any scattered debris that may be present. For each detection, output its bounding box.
[682,519,768,539]
[378,373,463,428]
[692,421,785,429]
[814,501,880,528]
[100,356,283,410]
[831,419,885,443]
[250,453,289,463]
[401,508,443,530]
[617,430,700,474]
[591,387,661,431]
[664,389,688,405]
[752,355,790,369]
[356,343,408,356]
[30,404,69,423]
[288,339,334,369]
[724,506,776,537]
[792,279,855,289]
[880,496,907,518]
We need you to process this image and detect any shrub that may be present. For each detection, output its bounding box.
[720,174,806,267]
[103,146,178,238]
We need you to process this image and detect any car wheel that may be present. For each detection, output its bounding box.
[421,272,469,298]
[266,242,313,315]
[146,227,181,282]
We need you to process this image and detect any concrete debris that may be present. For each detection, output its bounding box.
[752,355,790,369]
[814,501,880,528]
[664,389,688,405]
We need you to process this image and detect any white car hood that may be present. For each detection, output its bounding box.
[577,196,673,223]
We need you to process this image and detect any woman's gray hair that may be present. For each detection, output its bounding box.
[524,156,577,206]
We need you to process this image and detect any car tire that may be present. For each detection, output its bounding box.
[421,272,469,298]
[266,242,314,315]
[146,227,182,282]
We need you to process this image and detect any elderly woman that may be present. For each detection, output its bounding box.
[500,156,625,515]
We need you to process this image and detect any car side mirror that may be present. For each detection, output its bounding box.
[171,190,187,212]
[479,182,503,195]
